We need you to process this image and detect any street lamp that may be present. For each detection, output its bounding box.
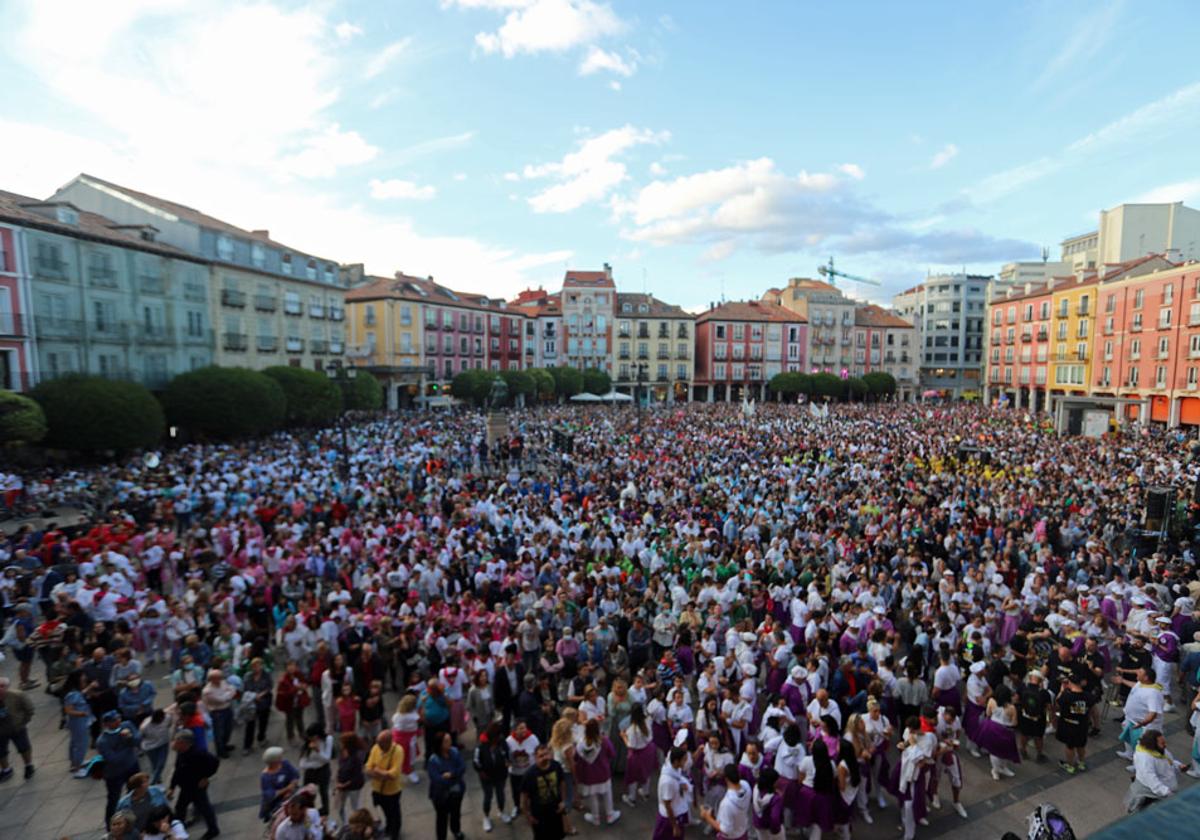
[325,361,358,479]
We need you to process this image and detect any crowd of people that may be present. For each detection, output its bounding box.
[1,401,1200,840]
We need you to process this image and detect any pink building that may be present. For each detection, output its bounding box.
[694,300,806,402]
[0,223,33,389]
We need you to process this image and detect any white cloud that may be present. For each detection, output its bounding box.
[579,46,635,76]
[609,81,621,91]
[5,1,565,300]
[613,156,1032,266]
[503,172,521,181]
[1031,1,1121,91]
[453,172,469,181]
[364,37,412,79]
[522,125,668,213]
[971,80,1200,203]
[837,163,865,180]
[1131,178,1200,205]
[335,21,362,42]
[929,143,958,170]
[369,178,437,200]
[648,161,667,177]
[278,124,378,179]
[453,0,625,58]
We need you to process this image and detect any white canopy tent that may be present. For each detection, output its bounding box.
[569,392,600,402]
[597,390,633,403]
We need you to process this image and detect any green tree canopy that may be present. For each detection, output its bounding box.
[549,366,583,398]
[0,391,47,445]
[581,367,612,395]
[528,368,556,400]
[32,375,164,453]
[862,371,897,398]
[342,370,383,411]
[810,372,845,398]
[500,369,534,401]
[451,368,496,406]
[847,376,868,399]
[263,366,343,426]
[162,367,286,438]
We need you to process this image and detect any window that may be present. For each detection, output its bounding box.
[1130,339,1141,359]
[1189,366,1199,388]
[713,363,726,379]
[1106,294,1115,313]
[1159,336,1170,358]
[1155,366,1167,388]
[1159,307,1172,328]
[715,324,726,340]
[1134,289,1144,309]
[732,324,745,341]
[217,236,234,261]
[1191,334,1200,357]
[400,305,411,326]
[251,243,266,268]
[731,363,744,380]
[1077,320,1088,338]
[1057,299,1068,317]
[1164,284,1175,305]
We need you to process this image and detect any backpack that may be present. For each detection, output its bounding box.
[1026,803,1075,840]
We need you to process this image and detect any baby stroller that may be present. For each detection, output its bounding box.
[1025,803,1076,840]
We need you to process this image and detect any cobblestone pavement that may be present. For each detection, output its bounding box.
[2,653,1194,839]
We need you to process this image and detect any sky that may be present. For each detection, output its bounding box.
[3,0,1200,309]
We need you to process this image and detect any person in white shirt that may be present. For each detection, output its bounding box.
[1118,668,1165,761]
[654,747,692,840]
[700,764,752,840]
[1126,728,1184,813]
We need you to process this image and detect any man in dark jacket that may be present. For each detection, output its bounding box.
[493,647,525,732]
[169,729,220,839]
[97,710,140,825]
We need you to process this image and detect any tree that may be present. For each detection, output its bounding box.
[343,371,384,411]
[162,367,286,438]
[549,366,583,399]
[810,372,844,399]
[263,366,343,426]
[847,376,868,400]
[768,372,802,400]
[528,368,556,401]
[862,371,897,399]
[32,375,164,453]
[582,367,612,395]
[0,391,47,445]
[451,369,495,406]
[500,369,534,404]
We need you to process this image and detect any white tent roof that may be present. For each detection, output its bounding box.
[598,390,633,402]
[569,392,600,402]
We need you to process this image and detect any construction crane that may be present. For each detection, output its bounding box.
[817,256,882,288]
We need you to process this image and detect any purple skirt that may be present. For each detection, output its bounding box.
[789,624,804,646]
[933,684,962,715]
[652,813,687,840]
[795,785,834,832]
[997,614,1020,646]
[889,765,929,823]
[766,666,786,695]
[675,646,695,676]
[963,700,984,743]
[625,742,658,786]
[974,719,1020,764]
[779,777,802,820]
[651,721,672,754]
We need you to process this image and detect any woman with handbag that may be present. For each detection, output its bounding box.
[428,731,467,840]
[275,660,310,743]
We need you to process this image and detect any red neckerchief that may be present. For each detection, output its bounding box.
[919,717,937,734]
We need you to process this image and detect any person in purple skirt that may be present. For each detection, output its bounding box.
[573,719,620,826]
[977,685,1020,780]
[619,704,657,806]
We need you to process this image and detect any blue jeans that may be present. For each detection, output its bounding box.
[68,717,90,769]
[146,744,170,785]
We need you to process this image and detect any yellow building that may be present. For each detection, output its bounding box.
[1047,276,1097,402]
[345,273,427,409]
[612,293,695,402]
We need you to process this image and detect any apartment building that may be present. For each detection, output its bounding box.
[50,174,347,372]
[893,274,991,398]
[612,293,694,403]
[694,301,807,402]
[763,277,856,374]
[561,266,614,373]
[853,304,918,400]
[512,288,562,369]
[1,190,211,390]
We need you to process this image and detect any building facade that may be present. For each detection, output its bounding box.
[2,191,211,390]
[853,304,919,400]
[561,267,614,373]
[345,274,429,409]
[612,293,694,403]
[694,301,806,402]
[50,174,346,373]
[763,278,856,375]
[0,220,34,389]
[987,281,1055,410]
[893,274,991,398]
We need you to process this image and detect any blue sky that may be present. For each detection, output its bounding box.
[3,0,1200,307]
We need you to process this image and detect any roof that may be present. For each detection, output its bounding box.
[786,277,839,294]
[615,292,692,319]
[854,304,914,329]
[0,190,204,263]
[1099,253,1175,282]
[65,173,322,258]
[563,269,615,289]
[697,300,807,324]
[346,273,528,315]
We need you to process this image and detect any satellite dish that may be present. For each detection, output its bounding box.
[144,452,161,469]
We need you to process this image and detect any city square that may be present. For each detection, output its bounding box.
[4,2,1200,839]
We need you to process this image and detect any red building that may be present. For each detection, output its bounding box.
[0,223,33,390]
[989,281,1056,410]
[694,300,807,402]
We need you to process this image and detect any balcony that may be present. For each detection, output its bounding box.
[424,319,438,330]
[136,324,172,344]
[990,336,1001,345]
[256,335,278,352]
[1131,322,1143,333]
[139,274,165,295]
[1036,331,1048,341]
[637,327,650,339]
[34,257,67,278]
[676,350,690,360]
[1004,335,1014,344]
[677,327,689,340]
[618,350,630,359]
[473,347,485,357]
[525,346,534,355]
[284,301,303,316]
[311,339,328,354]
[254,295,278,312]
[329,340,344,355]
[1020,334,1032,343]
[637,351,649,360]
[328,306,345,321]
[223,332,248,351]
[1157,320,1172,331]
[658,327,670,339]
[285,337,305,352]
[92,323,129,342]
[181,328,212,346]
[1077,305,1089,316]
[89,267,118,288]
[473,323,484,334]
[221,289,247,308]
[676,371,689,380]
[617,372,631,382]
[309,304,326,319]
[1102,324,1113,336]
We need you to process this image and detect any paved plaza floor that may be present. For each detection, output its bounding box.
[2,652,1194,839]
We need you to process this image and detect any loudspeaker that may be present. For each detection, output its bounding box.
[1144,486,1172,531]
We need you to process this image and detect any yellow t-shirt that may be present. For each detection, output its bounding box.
[365,743,405,796]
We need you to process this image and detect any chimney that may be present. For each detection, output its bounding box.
[603,262,612,280]
[251,229,270,239]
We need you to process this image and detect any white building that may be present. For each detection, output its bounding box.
[892,273,991,398]
[1060,202,1200,275]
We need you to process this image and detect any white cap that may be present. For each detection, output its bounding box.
[790,666,805,681]
[1155,616,1172,625]
[969,661,986,674]
[873,605,885,615]
[743,664,757,677]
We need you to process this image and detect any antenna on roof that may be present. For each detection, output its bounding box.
[1041,246,1049,264]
